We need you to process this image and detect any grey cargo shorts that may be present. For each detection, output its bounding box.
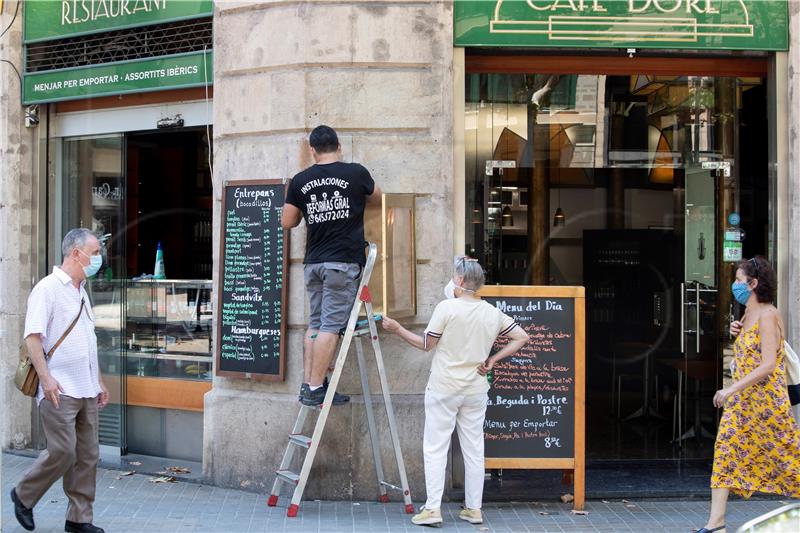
[304,262,361,333]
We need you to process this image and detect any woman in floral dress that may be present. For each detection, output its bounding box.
[697,256,800,533]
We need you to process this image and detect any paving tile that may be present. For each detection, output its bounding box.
[5,453,800,532]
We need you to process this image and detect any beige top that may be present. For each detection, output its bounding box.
[425,298,518,395]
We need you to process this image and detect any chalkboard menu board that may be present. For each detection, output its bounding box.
[215,180,288,381]
[484,296,575,458]
[478,286,586,508]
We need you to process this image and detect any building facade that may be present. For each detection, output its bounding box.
[2,0,800,501]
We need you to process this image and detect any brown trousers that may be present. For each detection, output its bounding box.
[16,396,99,523]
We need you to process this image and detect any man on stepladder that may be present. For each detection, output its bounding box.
[282,125,382,406]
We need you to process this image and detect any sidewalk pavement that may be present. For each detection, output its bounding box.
[2,453,796,532]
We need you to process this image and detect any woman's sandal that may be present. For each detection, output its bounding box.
[695,526,726,533]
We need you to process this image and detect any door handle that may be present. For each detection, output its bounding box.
[696,282,701,353]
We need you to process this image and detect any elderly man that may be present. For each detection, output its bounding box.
[10,228,108,533]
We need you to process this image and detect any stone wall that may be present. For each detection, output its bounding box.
[787,1,800,347]
[204,1,454,500]
[0,0,37,449]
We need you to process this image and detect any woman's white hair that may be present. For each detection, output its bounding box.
[454,255,485,292]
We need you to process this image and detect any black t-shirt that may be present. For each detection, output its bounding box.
[285,161,375,265]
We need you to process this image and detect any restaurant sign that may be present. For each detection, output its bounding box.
[455,0,788,51]
[23,51,212,104]
[24,0,214,43]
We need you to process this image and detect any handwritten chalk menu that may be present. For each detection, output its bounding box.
[215,180,288,381]
[484,296,574,458]
[477,286,586,509]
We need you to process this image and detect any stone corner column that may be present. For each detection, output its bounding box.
[0,0,37,450]
[203,0,453,500]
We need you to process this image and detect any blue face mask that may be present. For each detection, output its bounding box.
[80,250,103,278]
[731,281,751,305]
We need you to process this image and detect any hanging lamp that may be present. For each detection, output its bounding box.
[553,206,566,227]
[501,205,514,227]
[553,162,566,227]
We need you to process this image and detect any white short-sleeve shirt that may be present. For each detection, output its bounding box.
[424,297,519,395]
[24,267,102,404]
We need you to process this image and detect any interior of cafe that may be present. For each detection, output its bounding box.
[464,69,770,465]
[55,127,214,461]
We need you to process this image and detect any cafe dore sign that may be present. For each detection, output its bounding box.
[24,0,214,43]
[454,0,788,50]
[23,51,212,104]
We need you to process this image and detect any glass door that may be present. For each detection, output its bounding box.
[59,135,127,454]
[465,69,767,463]
[683,165,719,357]
[677,165,720,442]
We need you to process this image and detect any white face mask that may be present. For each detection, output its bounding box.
[444,279,457,299]
[445,279,475,299]
[79,250,103,278]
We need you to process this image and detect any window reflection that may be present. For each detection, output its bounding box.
[465,73,764,286]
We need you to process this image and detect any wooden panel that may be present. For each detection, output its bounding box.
[573,296,586,511]
[478,285,585,298]
[485,458,574,469]
[127,376,211,412]
[55,87,213,113]
[466,55,768,77]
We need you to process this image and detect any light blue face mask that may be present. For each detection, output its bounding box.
[731,281,751,306]
[80,250,103,278]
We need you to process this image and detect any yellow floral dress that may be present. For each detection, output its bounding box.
[711,322,800,498]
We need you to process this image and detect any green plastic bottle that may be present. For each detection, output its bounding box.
[153,241,166,279]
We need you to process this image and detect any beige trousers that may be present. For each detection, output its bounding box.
[16,395,99,523]
[423,388,488,510]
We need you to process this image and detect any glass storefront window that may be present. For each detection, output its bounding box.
[55,130,214,460]
[465,69,770,462]
[466,73,766,287]
[125,280,213,381]
[59,135,126,448]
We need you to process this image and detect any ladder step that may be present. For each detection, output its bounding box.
[289,434,312,448]
[276,470,300,484]
[380,481,403,492]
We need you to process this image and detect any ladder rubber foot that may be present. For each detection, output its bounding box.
[287,504,299,518]
[405,504,415,514]
[267,495,278,507]
[378,494,389,503]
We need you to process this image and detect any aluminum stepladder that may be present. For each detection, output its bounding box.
[267,243,414,517]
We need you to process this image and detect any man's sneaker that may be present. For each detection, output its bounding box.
[64,521,105,533]
[323,377,350,405]
[411,507,442,527]
[300,386,325,406]
[298,383,309,402]
[458,507,483,524]
[301,382,349,406]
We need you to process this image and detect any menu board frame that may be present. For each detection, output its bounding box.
[215,179,289,382]
[478,285,585,508]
